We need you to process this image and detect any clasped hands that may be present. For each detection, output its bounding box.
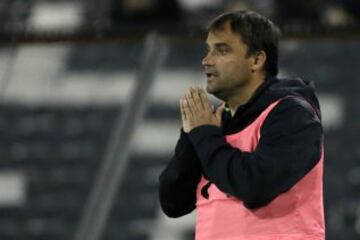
[180,87,224,133]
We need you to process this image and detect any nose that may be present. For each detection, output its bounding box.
[202,53,214,67]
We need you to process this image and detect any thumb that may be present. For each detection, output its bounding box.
[215,104,225,119]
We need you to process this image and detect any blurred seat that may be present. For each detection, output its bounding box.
[0,101,168,240]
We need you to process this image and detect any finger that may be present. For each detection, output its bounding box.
[185,89,198,113]
[183,96,193,118]
[192,87,205,110]
[198,88,212,110]
[180,98,186,121]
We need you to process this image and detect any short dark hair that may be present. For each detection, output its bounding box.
[207,10,281,77]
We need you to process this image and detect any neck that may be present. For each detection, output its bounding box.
[228,74,265,115]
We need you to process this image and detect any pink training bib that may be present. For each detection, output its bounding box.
[195,99,325,240]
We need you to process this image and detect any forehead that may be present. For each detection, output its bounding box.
[206,21,243,47]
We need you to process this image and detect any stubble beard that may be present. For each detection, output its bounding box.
[206,78,230,102]
[206,76,250,102]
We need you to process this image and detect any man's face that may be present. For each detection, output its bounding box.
[202,22,253,101]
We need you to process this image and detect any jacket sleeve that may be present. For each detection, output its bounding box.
[187,98,323,209]
[158,129,203,217]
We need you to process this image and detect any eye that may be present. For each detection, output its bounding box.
[218,46,229,55]
[219,49,227,55]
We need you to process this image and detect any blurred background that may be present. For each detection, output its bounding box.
[0,0,359,240]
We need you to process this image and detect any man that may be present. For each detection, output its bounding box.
[159,10,325,240]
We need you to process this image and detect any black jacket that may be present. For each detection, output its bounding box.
[159,77,323,217]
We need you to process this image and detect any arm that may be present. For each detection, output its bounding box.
[187,98,323,209]
[158,129,202,217]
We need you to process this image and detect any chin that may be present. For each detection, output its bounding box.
[206,83,216,95]
[206,85,227,101]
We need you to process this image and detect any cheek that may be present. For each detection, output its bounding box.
[222,59,250,78]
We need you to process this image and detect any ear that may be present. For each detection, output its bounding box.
[251,51,266,73]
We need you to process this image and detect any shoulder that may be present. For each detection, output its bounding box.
[274,96,318,115]
[268,96,320,122]
[261,96,322,137]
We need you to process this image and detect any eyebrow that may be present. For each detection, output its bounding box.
[215,42,231,48]
[206,42,232,50]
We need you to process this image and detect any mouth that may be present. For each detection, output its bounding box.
[206,72,217,79]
